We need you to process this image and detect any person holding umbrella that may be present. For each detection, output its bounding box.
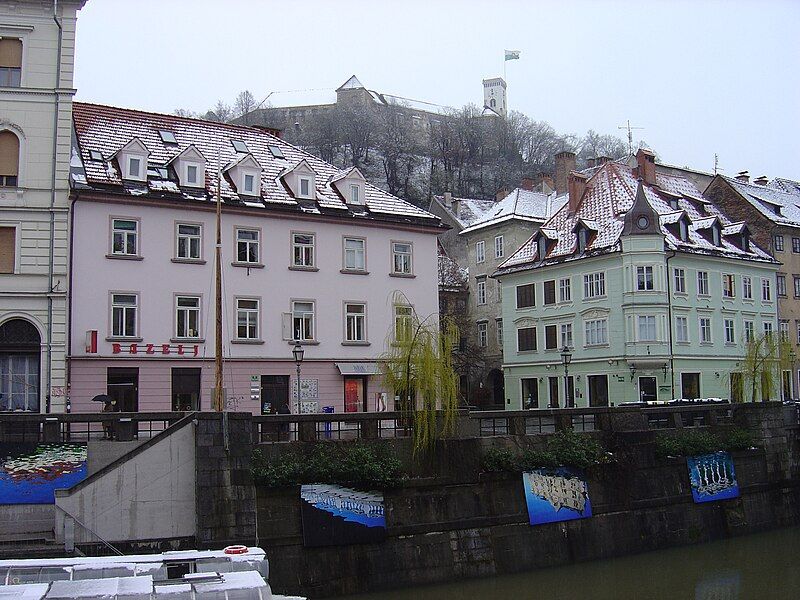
[92,394,115,440]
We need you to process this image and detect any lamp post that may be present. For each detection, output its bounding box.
[560,346,573,408]
[789,349,797,401]
[293,343,304,411]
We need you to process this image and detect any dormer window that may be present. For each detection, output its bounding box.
[243,174,255,195]
[712,224,721,247]
[679,219,688,242]
[350,184,360,204]
[186,164,198,185]
[299,175,313,199]
[128,156,142,179]
[537,236,548,261]
[226,153,262,198]
[168,145,206,189]
[115,138,150,182]
[577,228,588,253]
[670,198,678,210]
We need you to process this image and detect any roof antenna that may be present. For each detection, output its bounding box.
[617,119,644,155]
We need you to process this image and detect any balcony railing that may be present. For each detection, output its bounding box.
[0,412,186,443]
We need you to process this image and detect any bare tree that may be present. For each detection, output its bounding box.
[233,90,257,124]
[173,108,198,118]
[205,100,233,123]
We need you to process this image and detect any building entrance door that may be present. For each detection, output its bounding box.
[171,368,201,411]
[639,376,657,403]
[681,372,701,400]
[107,367,138,412]
[261,375,289,414]
[587,375,609,407]
[0,319,41,412]
[548,376,559,408]
[344,376,367,412]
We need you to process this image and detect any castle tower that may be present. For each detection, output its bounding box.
[482,77,507,117]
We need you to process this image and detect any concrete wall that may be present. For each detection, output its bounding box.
[1,504,53,537]
[55,418,196,544]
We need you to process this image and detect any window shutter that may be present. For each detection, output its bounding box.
[0,39,22,68]
[0,131,20,177]
[0,227,15,273]
[281,312,292,340]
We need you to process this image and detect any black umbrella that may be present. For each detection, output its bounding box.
[91,394,111,403]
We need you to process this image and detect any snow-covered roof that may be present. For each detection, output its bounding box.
[496,161,774,276]
[459,188,569,234]
[337,75,364,91]
[71,102,441,229]
[770,177,800,196]
[266,88,337,108]
[721,175,800,228]
[431,195,497,229]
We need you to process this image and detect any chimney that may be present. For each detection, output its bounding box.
[540,174,554,193]
[554,151,577,196]
[567,171,588,214]
[634,148,656,186]
[496,187,509,201]
[596,156,612,166]
[451,197,460,218]
[443,191,452,207]
[520,177,535,191]
[587,158,596,168]
[736,171,750,183]
[754,175,769,186]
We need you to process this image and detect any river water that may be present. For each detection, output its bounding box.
[341,527,800,600]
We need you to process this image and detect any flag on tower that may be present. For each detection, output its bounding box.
[505,50,521,61]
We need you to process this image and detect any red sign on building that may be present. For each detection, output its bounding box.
[111,343,200,357]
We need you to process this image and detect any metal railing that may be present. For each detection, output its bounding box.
[0,412,186,444]
[252,411,413,443]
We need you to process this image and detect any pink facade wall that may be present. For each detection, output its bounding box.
[69,198,439,413]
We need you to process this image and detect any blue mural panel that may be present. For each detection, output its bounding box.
[0,443,87,504]
[522,468,592,526]
[687,451,739,503]
[300,483,386,547]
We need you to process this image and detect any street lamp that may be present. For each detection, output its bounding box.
[789,349,797,401]
[560,346,573,408]
[293,343,304,411]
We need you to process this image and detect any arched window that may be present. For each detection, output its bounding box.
[490,98,496,108]
[0,38,22,87]
[0,318,41,412]
[0,130,19,187]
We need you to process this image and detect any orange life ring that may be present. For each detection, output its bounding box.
[223,545,248,555]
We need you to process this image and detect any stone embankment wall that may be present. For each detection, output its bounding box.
[256,404,800,598]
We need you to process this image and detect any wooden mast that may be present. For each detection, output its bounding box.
[214,156,223,411]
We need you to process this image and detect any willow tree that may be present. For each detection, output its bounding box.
[740,332,793,402]
[380,292,459,454]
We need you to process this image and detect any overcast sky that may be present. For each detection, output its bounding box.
[74,0,800,181]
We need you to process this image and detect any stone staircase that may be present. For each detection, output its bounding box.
[0,531,71,559]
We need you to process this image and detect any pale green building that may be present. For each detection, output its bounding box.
[494,150,779,409]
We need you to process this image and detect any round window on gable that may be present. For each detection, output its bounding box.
[637,215,650,230]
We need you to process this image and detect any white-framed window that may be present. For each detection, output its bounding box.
[236,298,259,340]
[724,318,735,344]
[236,228,260,264]
[764,321,774,336]
[697,271,709,296]
[516,283,535,308]
[112,219,138,256]
[0,129,20,187]
[476,277,487,305]
[186,164,199,186]
[699,317,712,343]
[779,320,789,342]
[744,320,754,342]
[794,276,800,299]
[176,223,201,260]
[560,323,573,348]
[344,237,366,271]
[292,232,315,268]
[394,305,413,342]
[559,277,571,302]
[392,242,413,275]
[477,321,488,347]
[584,318,608,346]
[675,316,689,343]
[637,315,657,341]
[0,38,22,88]
[175,296,200,339]
[128,156,142,180]
[583,271,605,298]
[345,302,366,342]
[476,241,485,264]
[775,235,785,252]
[674,268,686,293]
[243,173,256,195]
[517,326,537,352]
[762,278,772,301]
[494,235,504,258]
[298,175,313,199]
[496,318,503,345]
[743,276,753,299]
[292,300,315,341]
[636,266,654,291]
[349,183,360,204]
[722,273,735,298]
[111,293,138,338]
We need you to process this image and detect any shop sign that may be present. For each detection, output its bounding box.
[111,343,200,356]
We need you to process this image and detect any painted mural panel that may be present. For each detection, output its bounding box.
[687,451,739,503]
[0,443,87,504]
[523,468,592,526]
[300,483,386,547]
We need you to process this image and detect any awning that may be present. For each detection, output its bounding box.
[335,362,381,375]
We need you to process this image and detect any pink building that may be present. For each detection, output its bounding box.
[68,103,443,414]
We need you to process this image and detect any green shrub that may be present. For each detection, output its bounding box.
[251,442,403,489]
[655,427,757,459]
[483,431,611,472]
